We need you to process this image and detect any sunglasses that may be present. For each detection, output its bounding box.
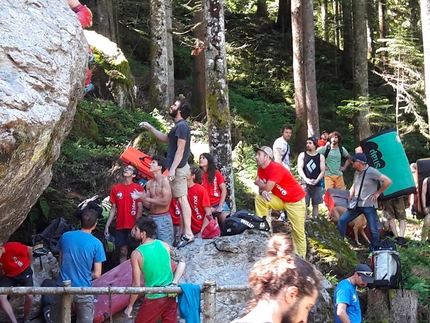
[124,166,135,171]
[356,271,373,277]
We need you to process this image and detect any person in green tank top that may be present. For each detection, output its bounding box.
[125,217,185,322]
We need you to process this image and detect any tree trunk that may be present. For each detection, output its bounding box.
[191,2,206,119]
[165,0,175,105]
[256,0,268,18]
[303,0,319,137]
[411,0,421,41]
[321,0,328,42]
[353,0,371,140]
[291,0,307,151]
[366,289,418,323]
[149,0,175,111]
[275,0,292,34]
[342,0,353,79]
[203,0,236,212]
[333,0,340,47]
[85,0,119,43]
[421,0,430,135]
[378,0,387,65]
[366,0,376,60]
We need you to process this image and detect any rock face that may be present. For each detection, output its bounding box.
[178,231,334,323]
[84,30,136,108]
[0,0,87,243]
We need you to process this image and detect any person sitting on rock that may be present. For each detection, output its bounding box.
[0,242,34,323]
[231,234,320,323]
[199,153,230,228]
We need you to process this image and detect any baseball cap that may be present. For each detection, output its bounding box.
[355,264,374,283]
[307,137,318,146]
[253,146,274,159]
[350,153,367,163]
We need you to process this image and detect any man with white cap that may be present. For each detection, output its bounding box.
[337,153,392,251]
[253,145,307,257]
[334,264,374,323]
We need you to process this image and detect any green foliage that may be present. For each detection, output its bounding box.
[230,90,294,146]
[399,244,430,308]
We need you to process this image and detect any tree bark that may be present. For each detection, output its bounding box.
[204,0,236,212]
[378,0,387,65]
[275,0,292,34]
[165,0,175,105]
[256,0,268,18]
[85,0,119,43]
[191,2,206,119]
[291,0,307,151]
[353,0,371,140]
[342,0,353,79]
[333,0,340,47]
[421,0,430,135]
[303,0,319,137]
[321,0,328,42]
[366,0,376,60]
[149,0,175,111]
[366,289,418,323]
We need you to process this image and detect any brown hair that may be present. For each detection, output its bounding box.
[328,131,342,143]
[247,235,320,308]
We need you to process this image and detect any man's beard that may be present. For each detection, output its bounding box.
[169,108,178,118]
[280,299,300,323]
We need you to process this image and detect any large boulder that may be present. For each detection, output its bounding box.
[0,0,87,242]
[178,231,334,323]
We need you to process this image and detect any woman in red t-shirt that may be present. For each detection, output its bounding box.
[199,153,230,227]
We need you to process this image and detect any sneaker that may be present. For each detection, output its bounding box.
[176,235,194,248]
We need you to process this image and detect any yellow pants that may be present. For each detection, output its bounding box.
[324,175,345,190]
[255,193,307,257]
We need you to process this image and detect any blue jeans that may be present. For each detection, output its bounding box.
[337,207,380,251]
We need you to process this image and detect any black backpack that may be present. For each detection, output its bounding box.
[32,217,74,256]
[372,239,402,289]
[324,145,344,159]
[221,210,270,236]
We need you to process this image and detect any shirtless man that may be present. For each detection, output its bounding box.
[132,155,174,245]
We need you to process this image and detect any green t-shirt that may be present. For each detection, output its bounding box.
[138,240,173,299]
[317,146,349,176]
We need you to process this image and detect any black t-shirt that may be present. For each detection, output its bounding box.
[303,152,322,180]
[167,119,191,169]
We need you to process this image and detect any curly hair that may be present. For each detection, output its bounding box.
[247,234,320,309]
[328,131,342,143]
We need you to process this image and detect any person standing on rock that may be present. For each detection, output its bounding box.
[131,155,174,245]
[297,137,326,219]
[231,235,320,323]
[254,146,307,257]
[140,98,194,248]
[0,242,34,323]
[337,153,392,251]
[334,264,374,323]
[105,164,144,263]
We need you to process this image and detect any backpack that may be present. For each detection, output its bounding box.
[324,145,344,159]
[32,217,74,256]
[221,210,270,236]
[371,239,402,289]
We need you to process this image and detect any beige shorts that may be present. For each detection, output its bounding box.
[382,197,406,220]
[170,163,189,198]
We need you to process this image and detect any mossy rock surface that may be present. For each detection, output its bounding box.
[306,215,358,278]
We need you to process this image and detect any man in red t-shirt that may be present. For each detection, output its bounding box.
[0,242,34,323]
[105,165,144,263]
[254,146,307,257]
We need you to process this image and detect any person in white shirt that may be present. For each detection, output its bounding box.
[273,124,293,170]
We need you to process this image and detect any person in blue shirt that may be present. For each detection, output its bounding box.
[51,208,106,323]
[334,264,374,323]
